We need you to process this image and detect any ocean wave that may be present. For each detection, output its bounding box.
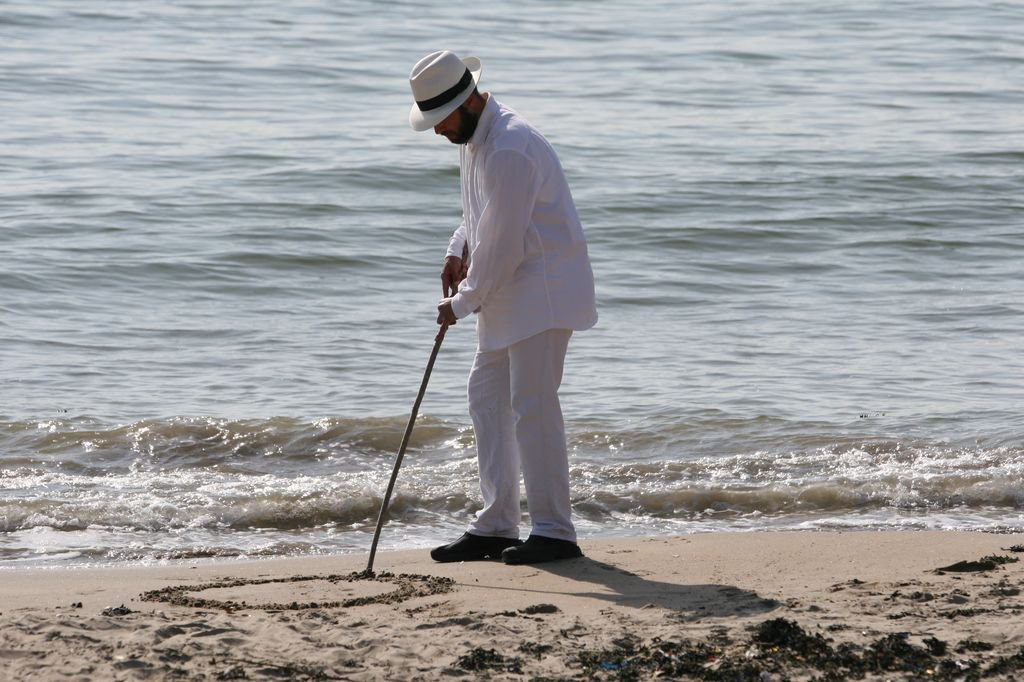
[3,413,1023,565]
[0,415,466,472]
[3,415,1021,535]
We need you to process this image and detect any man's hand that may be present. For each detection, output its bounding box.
[441,255,468,297]
[437,298,457,326]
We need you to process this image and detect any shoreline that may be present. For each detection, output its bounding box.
[3,530,1023,680]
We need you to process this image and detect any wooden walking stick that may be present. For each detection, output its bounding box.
[366,322,449,573]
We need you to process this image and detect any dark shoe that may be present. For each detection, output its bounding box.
[430,532,523,563]
[501,535,583,565]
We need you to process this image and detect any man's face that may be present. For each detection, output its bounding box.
[434,104,479,145]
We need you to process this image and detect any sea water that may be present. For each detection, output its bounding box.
[3,0,1023,566]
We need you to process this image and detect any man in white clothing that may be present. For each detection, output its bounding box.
[407,50,597,564]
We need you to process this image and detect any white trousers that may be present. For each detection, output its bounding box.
[466,328,576,542]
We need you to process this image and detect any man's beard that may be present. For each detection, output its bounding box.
[446,105,479,144]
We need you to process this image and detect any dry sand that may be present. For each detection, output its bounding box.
[2,531,1023,680]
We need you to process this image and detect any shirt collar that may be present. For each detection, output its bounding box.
[469,94,498,148]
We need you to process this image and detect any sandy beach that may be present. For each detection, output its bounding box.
[2,531,1023,680]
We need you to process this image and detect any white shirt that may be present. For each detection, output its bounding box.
[446,95,598,351]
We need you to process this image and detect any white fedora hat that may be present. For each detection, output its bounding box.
[408,50,482,132]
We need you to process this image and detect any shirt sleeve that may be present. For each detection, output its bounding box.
[446,221,467,259]
[450,148,537,320]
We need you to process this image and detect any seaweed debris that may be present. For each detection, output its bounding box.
[519,641,554,659]
[577,635,735,681]
[101,604,136,617]
[455,647,524,674]
[571,618,1000,681]
[957,640,996,653]
[985,647,1024,677]
[936,555,1019,573]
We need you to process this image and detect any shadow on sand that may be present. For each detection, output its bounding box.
[506,556,778,620]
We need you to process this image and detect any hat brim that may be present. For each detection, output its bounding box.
[409,57,482,132]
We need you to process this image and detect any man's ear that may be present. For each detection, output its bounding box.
[466,89,485,113]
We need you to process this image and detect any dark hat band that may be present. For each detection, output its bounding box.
[416,69,473,112]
